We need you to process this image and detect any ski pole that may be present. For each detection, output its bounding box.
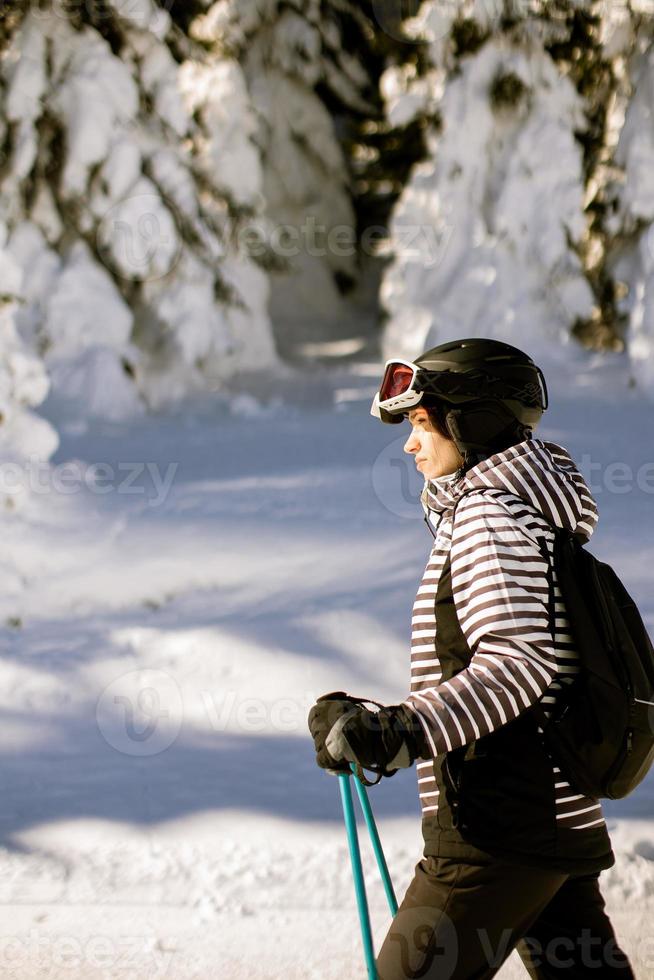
[337,772,378,980]
[350,764,398,916]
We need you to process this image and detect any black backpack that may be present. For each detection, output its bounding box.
[531,524,654,800]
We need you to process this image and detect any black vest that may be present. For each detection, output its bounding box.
[420,519,615,875]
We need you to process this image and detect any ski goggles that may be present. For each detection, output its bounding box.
[370,358,549,421]
[370,359,423,421]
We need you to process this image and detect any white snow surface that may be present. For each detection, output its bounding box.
[0,348,652,978]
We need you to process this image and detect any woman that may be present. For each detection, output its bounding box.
[308,338,634,978]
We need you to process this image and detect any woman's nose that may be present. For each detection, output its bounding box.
[404,431,418,454]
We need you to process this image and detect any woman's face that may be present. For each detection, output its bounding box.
[403,407,464,479]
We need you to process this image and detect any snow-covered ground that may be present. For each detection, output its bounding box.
[0,347,652,979]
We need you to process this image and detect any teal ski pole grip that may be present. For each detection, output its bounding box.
[350,764,399,916]
[337,772,378,980]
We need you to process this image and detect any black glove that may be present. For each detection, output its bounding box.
[307,692,358,774]
[307,691,425,778]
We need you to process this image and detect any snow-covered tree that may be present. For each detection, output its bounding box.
[3,0,652,463]
[0,0,278,438]
[0,240,58,481]
[189,0,389,355]
[602,5,654,391]
[378,0,654,387]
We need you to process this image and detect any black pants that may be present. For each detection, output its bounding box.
[376,853,634,979]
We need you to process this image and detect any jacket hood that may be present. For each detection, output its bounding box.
[421,439,598,542]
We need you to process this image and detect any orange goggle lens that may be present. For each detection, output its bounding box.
[379,363,416,402]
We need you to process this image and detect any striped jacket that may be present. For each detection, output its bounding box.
[402,438,614,871]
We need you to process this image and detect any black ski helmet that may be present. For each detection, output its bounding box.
[373,337,548,469]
